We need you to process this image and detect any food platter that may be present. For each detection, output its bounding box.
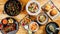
[45,22,59,34]
[20,15,40,34]
[20,0,60,34]
[0,17,18,34]
[29,21,39,32]
[4,0,22,16]
[26,1,41,15]
[20,16,31,30]
[20,12,49,33]
[41,0,60,20]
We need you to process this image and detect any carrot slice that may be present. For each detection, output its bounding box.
[2,19,7,24]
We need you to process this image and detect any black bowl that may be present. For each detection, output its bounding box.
[4,0,22,16]
[45,22,59,34]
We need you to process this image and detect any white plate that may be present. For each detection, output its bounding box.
[47,8,60,19]
[29,21,39,32]
[41,0,60,20]
[37,13,48,25]
[26,1,41,15]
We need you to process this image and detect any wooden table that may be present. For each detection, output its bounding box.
[0,0,60,34]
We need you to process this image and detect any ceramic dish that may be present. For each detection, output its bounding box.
[37,13,48,25]
[41,0,60,19]
[26,1,41,15]
[45,22,59,34]
[1,17,18,34]
[4,0,22,16]
[29,21,39,32]
[20,15,39,32]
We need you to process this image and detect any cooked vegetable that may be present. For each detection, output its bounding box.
[4,0,21,16]
[2,19,7,24]
[8,18,14,23]
[49,25,55,32]
[38,15,46,22]
[21,18,31,26]
[1,17,18,34]
[30,22,38,31]
[28,2,39,13]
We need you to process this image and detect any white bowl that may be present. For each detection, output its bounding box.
[37,13,48,25]
[29,22,39,32]
[26,1,41,15]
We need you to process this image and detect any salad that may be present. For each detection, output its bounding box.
[28,2,39,13]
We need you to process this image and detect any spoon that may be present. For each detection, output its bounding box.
[50,33,53,34]
[56,28,60,30]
